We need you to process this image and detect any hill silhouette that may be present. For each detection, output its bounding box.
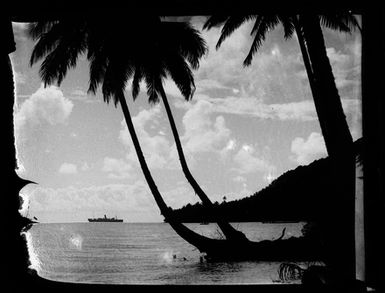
[171,138,363,223]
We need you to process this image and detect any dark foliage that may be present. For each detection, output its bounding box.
[172,138,363,223]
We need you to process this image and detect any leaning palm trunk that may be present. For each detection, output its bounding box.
[158,86,249,242]
[106,90,321,261]
[117,89,227,249]
[299,14,356,280]
[300,15,354,156]
[293,16,330,144]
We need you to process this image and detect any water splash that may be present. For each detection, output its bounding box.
[21,230,41,273]
[69,234,83,250]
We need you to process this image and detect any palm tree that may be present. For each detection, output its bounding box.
[203,14,359,156]
[125,20,248,242]
[28,16,247,245]
[203,13,359,279]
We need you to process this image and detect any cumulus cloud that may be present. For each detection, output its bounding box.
[175,92,361,127]
[102,157,132,179]
[181,99,231,154]
[233,175,247,183]
[58,163,78,174]
[69,89,97,103]
[178,94,318,121]
[192,18,252,88]
[27,181,160,222]
[190,17,308,104]
[161,183,197,209]
[15,85,74,131]
[219,139,237,159]
[80,162,90,171]
[341,98,362,140]
[119,100,233,170]
[233,144,273,174]
[119,106,172,169]
[163,80,183,98]
[290,132,327,165]
[326,47,361,90]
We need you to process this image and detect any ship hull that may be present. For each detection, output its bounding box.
[88,218,123,222]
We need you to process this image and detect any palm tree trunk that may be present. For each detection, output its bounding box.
[158,85,249,243]
[116,89,238,252]
[293,16,330,145]
[118,90,169,216]
[299,14,356,281]
[299,15,354,156]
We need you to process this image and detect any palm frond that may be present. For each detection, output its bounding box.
[278,16,296,40]
[244,15,280,66]
[144,71,161,104]
[29,22,64,66]
[87,22,109,95]
[250,15,263,36]
[216,15,255,50]
[202,15,229,30]
[161,22,207,70]
[132,65,144,100]
[102,56,135,106]
[28,21,58,40]
[33,20,88,86]
[164,52,195,101]
[88,48,108,95]
[320,13,360,33]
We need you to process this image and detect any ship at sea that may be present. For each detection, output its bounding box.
[88,214,123,222]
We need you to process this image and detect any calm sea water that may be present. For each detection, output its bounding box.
[26,222,307,284]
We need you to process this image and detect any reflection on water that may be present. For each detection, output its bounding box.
[28,222,305,284]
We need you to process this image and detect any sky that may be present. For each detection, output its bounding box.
[11,16,362,223]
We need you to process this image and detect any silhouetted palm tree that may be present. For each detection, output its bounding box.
[125,19,248,242]
[28,17,247,243]
[203,14,359,157]
[204,13,359,278]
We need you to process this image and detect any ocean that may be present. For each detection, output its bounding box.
[25,222,309,284]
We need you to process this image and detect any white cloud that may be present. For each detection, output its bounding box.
[69,89,97,103]
[326,47,360,90]
[163,80,183,98]
[119,106,172,169]
[102,157,132,179]
[179,95,318,121]
[15,85,74,131]
[72,89,86,95]
[290,132,327,165]
[80,162,90,171]
[161,184,197,209]
[268,101,317,121]
[190,18,307,104]
[58,163,78,174]
[233,144,272,174]
[263,170,277,184]
[181,99,231,154]
[220,139,237,159]
[233,175,246,183]
[175,93,361,127]
[27,181,160,222]
[341,98,362,140]
[119,100,232,171]
[195,78,235,94]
